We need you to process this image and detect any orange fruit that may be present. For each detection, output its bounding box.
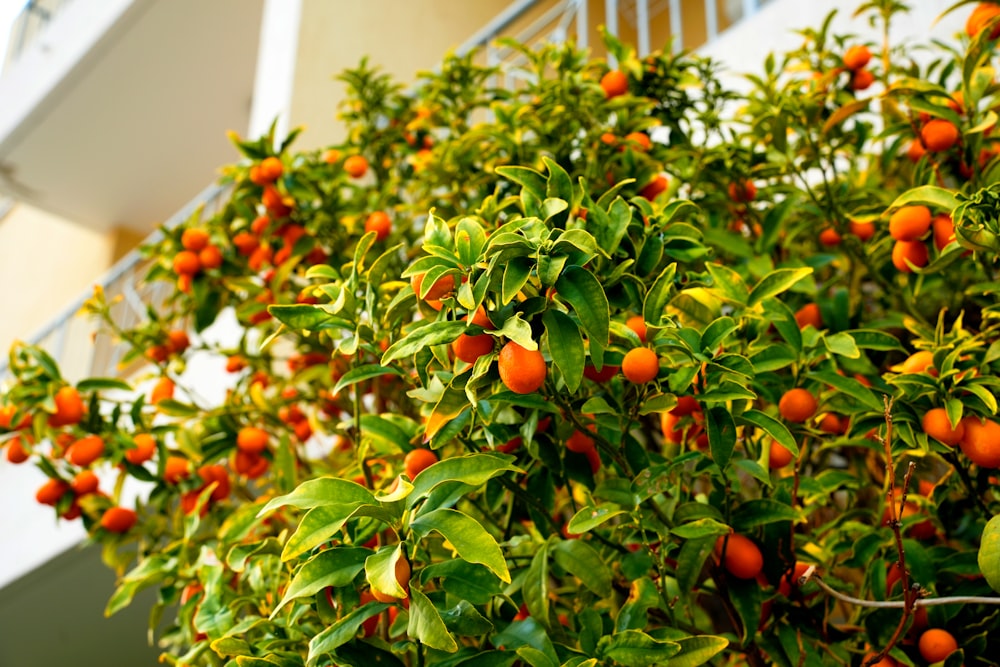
[411,272,456,310]
[51,385,85,427]
[197,464,231,502]
[70,469,100,495]
[671,395,701,417]
[843,45,872,71]
[172,250,201,276]
[921,119,960,152]
[600,70,628,99]
[66,434,105,467]
[5,436,29,463]
[848,219,876,241]
[818,227,841,246]
[262,185,292,218]
[891,239,929,272]
[768,439,795,469]
[150,377,175,404]
[777,561,814,598]
[237,426,269,454]
[371,555,412,603]
[498,341,547,394]
[198,245,223,269]
[967,2,1000,39]
[794,303,822,329]
[452,333,494,364]
[625,315,647,342]
[861,653,897,667]
[918,628,958,663]
[232,232,259,256]
[164,455,192,484]
[259,156,283,183]
[600,132,617,146]
[100,506,138,533]
[583,363,619,383]
[36,478,70,506]
[907,139,927,162]
[932,214,956,250]
[621,348,659,384]
[181,228,209,253]
[622,131,651,152]
[639,174,669,200]
[166,330,190,354]
[727,179,757,203]
[566,425,596,453]
[778,388,818,423]
[233,449,269,479]
[888,205,931,242]
[817,412,845,434]
[715,533,764,579]
[405,448,438,479]
[851,68,875,91]
[125,434,157,465]
[960,416,1000,468]
[343,155,369,178]
[364,211,392,241]
[922,407,964,446]
[892,350,935,374]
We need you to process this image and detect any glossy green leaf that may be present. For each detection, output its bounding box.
[567,505,627,533]
[555,266,610,354]
[410,508,511,582]
[543,309,585,392]
[667,635,730,666]
[553,539,612,597]
[272,547,369,616]
[524,543,550,627]
[307,602,388,663]
[706,406,737,468]
[407,452,520,507]
[598,630,681,666]
[737,410,799,457]
[671,518,731,540]
[259,478,375,515]
[381,321,468,364]
[808,370,882,411]
[366,544,408,601]
[643,263,678,328]
[332,364,403,395]
[408,586,459,652]
[747,268,813,307]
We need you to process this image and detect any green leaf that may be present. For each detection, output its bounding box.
[731,499,801,531]
[808,370,883,411]
[737,410,799,457]
[491,618,558,666]
[502,257,534,305]
[410,508,511,582]
[705,263,748,305]
[543,309,585,393]
[667,636,729,666]
[366,544,408,600]
[979,514,1000,593]
[268,304,338,330]
[332,364,403,395]
[555,266,610,355]
[382,321,469,364]
[497,165,547,201]
[670,518,731,540]
[524,543,550,627]
[567,505,627,533]
[282,504,393,561]
[259,477,375,515]
[272,547,370,616]
[598,630,681,666]
[307,602,388,663]
[553,539,612,597]
[407,586,459,652]
[885,185,959,215]
[706,406,737,469]
[440,600,494,636]
[676,536,716,603]
[642,264,677,328]
[407,453,521,508]
[823,332,861,359]
[747,268,813,307]
[105,555,174,616]
[76,377,132,392]
[847,329,903,351]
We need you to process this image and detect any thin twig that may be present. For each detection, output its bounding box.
[800,569,1000,609]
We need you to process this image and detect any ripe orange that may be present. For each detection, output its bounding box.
[233,232,260,256]
[259,156,283,183]
[164,456,192,484]
[51,385,85,427]
[891,240,929,272]
[70,469,100,495]
[907,139,927,162]
[922,407,964,446]
[262,185,292,218]
[173,250,201,276]
[817,412,845,434]
[5,436,29,463]
[181,228,210,252]
[848,219,876,241]
[777,561,814,597]
[237,426,269,454]
[967,2,1000,39]
[888,205,931,242]
[672,395,700,417]
[197,464,231,502]
[166,330,190,354]
[452,333,494,364]
[727,179,757,203]
[566,425,596,453]
[621,348,659,384]
[67,434,105,467]
[150,377,175,404]
[932,214,956,250]
[100,506,138,534]
[918,628,958,663]
[921,119,960,152]
[851,68,875,91]
[843,45,872,71]
[498,341,547,394]
[639,174,669,200]
[778,388,818,423]
[233,449,268,479]
[583,363,619,383]
[411,272,456,310]
[343,155,369,178]
[818,227,841,246]
[622,131,651,152]
[960,416,1000,468]
[861,653,897,667]
[892,350,935,374]
[794,303,822,329]
[371,555,412,603]
[405,448,438,479]
[715,533,764,579]
[36,478,70,506]
[125,434,157,465]
[365,211,392,241]
[199,244,223,270]
[625,315,647,342]
[768,439,795,469]
[600,70,628,99]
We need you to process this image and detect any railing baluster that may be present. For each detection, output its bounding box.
[669,0,682,53]
[636,0,650,56]
[605,0,619,66]
[742,0,759,22]
[575,0,588,49]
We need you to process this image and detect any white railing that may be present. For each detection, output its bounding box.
[2,0,71,72]
[0,0,768,383]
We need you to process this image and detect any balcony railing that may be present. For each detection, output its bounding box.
[2,0,70,72]
[0,0,769,384]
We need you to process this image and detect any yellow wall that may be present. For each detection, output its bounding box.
[290,0,514,149]
[0,204,114,360]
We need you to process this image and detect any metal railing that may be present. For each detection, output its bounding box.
[2,0,70,73]
[0,0,770,384]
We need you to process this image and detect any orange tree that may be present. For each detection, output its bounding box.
[4,2,1000,666]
